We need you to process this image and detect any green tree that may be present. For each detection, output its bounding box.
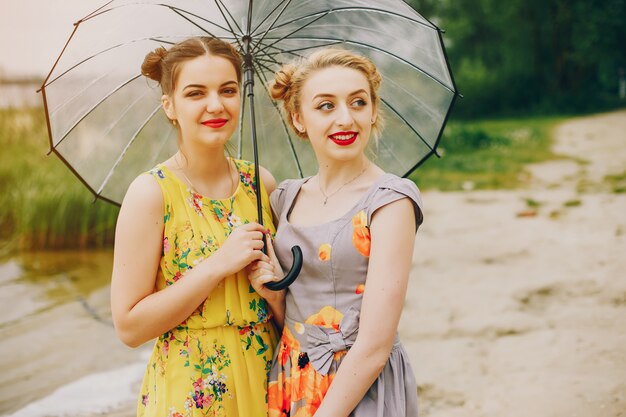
[406,0,626,116]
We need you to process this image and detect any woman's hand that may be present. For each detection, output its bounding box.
[210,222,269,277]
[247,235,285,303]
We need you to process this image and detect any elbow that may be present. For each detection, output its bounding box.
[115,326,141,348]
[119,332,144,349]
[371,348,391,373]
[354,340,393,373]
[113,318,147,348]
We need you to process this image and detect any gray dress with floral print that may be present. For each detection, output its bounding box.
[267,173,423,417]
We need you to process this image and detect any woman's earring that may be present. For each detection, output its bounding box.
[298,126,305,133]
[172,119,177,126]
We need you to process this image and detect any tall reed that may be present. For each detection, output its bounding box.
[0,108,119,251]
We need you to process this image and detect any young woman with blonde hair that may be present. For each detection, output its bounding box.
[250,48,422,416]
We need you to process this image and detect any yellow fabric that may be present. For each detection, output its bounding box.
[137,159,277,417]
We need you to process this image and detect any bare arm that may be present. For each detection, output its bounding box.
[313,198,417,417]
[260,165,277,195]
[111,174,267,347]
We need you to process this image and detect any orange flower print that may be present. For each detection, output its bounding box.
[268,379,291,417]
[356,284,365,294]
[305,306,344,331]
[318,243,332,261]
[352,210,371,257]
[282,326,301,352]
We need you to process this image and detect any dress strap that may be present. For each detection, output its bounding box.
[270,177,308,220]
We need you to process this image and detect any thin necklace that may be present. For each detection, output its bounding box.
[318,161,371,206]
[178,157,235,199]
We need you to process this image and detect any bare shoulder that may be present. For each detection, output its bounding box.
[119,173,163,219]
[259,165,277,195]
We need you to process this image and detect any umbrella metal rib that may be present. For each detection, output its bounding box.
[249,0,292,38]
[380,97,436,152]
[157,4,237,34]
[76,0,115,23]
[167,7,226,40]
[215,0,245,35]
[49,69,110,114]
[52,74,143,149]
[44,40,140,88]
[253,40,344,62]
[254,6,437,39]
[252,61,304,177]
[96,105,163,196]
[262,36,455,93]
[250,10,331,55]
[248,0,294,51]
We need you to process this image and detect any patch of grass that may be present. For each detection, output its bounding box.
[0,108,118,251]
[563,199,582,207]
[524,198,543,208]
[604,171,626,194]
[411,116,566,190]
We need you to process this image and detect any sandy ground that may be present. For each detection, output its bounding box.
[1,110,625,416]
[400,109,626,417]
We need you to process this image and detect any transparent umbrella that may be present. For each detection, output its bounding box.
[40,0,459,289]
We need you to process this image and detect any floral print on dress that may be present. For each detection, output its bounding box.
[304,305,344,331]
[240,170,254,188]
[188,192,204,216]
[318,243,331,261]
[351,210,371,257]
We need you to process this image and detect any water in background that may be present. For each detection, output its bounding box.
[0,83,42,109]
[0,251,148,416]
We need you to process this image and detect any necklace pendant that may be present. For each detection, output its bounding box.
[323,197,328,206]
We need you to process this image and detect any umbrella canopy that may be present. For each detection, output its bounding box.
[41,0,458,206]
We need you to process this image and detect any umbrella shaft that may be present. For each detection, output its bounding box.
[242,35,264,235]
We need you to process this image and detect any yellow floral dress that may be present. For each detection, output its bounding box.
[137,159,277,417]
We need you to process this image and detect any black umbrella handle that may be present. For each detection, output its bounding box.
[264,245,303,291]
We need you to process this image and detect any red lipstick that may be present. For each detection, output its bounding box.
[328,131,358,146]
[202,118,228,128]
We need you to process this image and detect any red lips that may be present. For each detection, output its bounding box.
[328,131,358,146]
[202,118,228,128]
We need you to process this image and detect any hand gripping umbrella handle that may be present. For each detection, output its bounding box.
[242,27,302,292]
[264,245,303,291]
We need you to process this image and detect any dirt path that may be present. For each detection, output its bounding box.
[400,110,626,417]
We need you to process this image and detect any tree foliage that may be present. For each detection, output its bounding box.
[407,0,626,116]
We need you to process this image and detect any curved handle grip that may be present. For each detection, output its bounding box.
[265,245,303,291]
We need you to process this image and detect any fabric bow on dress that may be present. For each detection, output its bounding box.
[305,307,361,375]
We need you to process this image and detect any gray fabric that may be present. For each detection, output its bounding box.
[270,173,423,416]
